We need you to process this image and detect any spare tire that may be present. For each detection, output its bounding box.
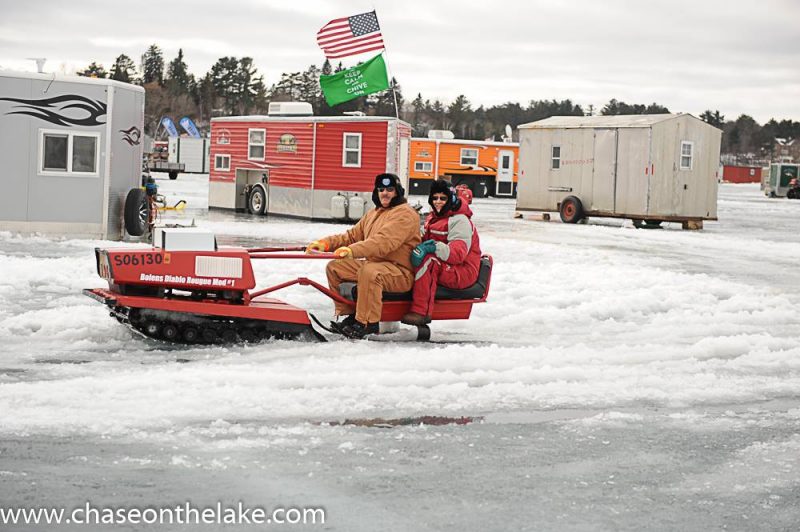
[124,188,149,236]
[559,195,584,223]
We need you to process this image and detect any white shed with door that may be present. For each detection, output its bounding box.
[516,114,721,228]
[0,70,144,239]
[168,136,210,173]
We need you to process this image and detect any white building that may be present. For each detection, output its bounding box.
[0,71,144,239]
[516,114,721,229]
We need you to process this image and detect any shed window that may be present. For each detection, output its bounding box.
[248,129,265,160]
[215,154,230,171]
[43,134,68,171]
[40,130,99,176]
[414,161,433,172]
[551,146,561,169]
[343,133,362,167]
[680,141,693,170]
[460,148,478,166]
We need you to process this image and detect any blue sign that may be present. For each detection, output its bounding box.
[179,116,201,138]
[160,116,179,137]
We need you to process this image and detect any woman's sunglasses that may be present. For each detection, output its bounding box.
[431,194,449,201]
[377,186,395,192]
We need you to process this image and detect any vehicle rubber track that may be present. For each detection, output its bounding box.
[110,306,325,344]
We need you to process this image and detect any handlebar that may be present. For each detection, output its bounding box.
[249,252,338,259]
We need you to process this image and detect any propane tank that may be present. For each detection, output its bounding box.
[348,194,366,220]
[330,194,347,219]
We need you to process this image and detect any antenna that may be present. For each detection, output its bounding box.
[26,57,47,73]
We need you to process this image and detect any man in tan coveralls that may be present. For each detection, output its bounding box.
[306,173,421,339]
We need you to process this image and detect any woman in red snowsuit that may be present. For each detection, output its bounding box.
[401,179,482,326]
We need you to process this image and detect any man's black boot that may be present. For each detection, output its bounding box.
[340,321,379,339]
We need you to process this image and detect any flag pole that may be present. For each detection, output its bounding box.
[372,10,399,120]
[383,52,400,120]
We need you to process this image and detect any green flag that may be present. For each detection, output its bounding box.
[319,53,390,106]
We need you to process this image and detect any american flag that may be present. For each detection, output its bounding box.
[316,11,385,60]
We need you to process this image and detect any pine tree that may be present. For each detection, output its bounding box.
[77,62,108,78]
[166,49,193,95]
[375,77,401,117]
[447,95,472,137]
[299,65,322,112]
[109,55,137,83]
[209,57,240,114]
[195,74,218,123]
[141,44,164,85]
[233,57,263,114]
[700,110,725,129]
[601,99,668,115]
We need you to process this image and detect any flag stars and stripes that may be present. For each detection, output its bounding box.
[317,11,385,59]
[350,12,380,36]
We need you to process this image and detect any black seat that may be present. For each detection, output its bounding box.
[340,256,493,302]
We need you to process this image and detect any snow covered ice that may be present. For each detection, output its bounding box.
[1,175,799,530]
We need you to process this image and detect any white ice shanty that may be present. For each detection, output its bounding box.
[516,114,721,229]
[0,70,144,239]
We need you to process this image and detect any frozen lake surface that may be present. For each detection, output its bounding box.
[1,175,799,530]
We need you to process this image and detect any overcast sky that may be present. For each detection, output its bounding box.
[2,0,798,123]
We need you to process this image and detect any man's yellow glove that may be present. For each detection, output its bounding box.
[333,246,353,259]
[305,240,329,253]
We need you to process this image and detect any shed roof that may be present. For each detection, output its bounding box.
[212,115,407,124]
[519,113,694,129]
[410,137,519,148]
[0,69,145,93]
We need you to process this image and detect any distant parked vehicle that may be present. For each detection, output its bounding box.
[764,163,799,198]
[787,178,800,199]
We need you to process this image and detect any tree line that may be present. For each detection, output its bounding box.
[79,45,799,162]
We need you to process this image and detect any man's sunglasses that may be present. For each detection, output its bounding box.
[431,194,449,201]
[377,186,395,192]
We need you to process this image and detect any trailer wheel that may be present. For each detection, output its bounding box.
[168,171,178,180]
[247,186,266,215]
[124,188,149,236]
[559,196,584,223]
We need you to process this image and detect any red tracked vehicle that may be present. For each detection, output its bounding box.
[83,229,493,344]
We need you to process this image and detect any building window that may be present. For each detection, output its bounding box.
[460,148,478,166]
[214,154,230,171]
[498,182,513,195]
[680,141,693,170]
[248,129,265,160]
[414,161,433,172]
[551,146,561,169]
[343,133,362,167]
[40,130,99,176]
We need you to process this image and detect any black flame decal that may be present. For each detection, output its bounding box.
[120,126,141,145]
[0,94,107,126]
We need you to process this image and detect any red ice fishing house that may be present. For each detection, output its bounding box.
[209,102,411,221]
